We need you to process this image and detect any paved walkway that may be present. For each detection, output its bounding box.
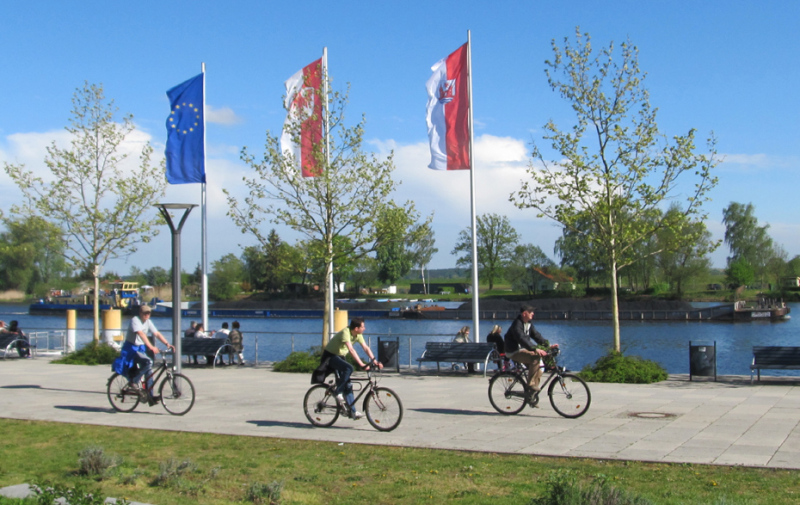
[1,358,799,469]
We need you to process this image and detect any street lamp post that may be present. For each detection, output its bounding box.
[156,203,197,374]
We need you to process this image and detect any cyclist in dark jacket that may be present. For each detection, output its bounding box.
[504,305,555,392]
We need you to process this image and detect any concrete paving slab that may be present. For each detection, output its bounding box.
[2,358,800,469]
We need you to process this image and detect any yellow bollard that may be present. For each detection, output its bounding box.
[333,309,348,333]
[66,310,77,353]
[102,309,123,347]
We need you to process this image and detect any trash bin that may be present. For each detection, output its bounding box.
[689,341,716,381]
[378,337,400,372]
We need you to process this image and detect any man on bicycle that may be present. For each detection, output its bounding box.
[121,305,174,406]
[504,305,556,393]
[321,317,382,420]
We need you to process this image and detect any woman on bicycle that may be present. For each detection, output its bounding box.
[320,317,382,420]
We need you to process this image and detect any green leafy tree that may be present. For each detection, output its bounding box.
[512,29,718,352]
[506,244,555,295]
[242,230,299,292]
[655,205,715,296]
[787,255,800,277]
[226,78,419,345]
[349,256,378,295]
[242,245,268,291]
[209,253,245,300]
[0,216,69,294]
[374,206,428,286]
[764,244,788,291]
[409,224,437,295]
[554,212,604,289]
[3,82,166,340]
[726,257,755,290]
[722,202,776,287]
[451,213,519,290]
[143,266,170,287]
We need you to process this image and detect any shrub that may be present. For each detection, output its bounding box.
[245,481,284,505]
[77,446,121,479]
[152,458,197,488]
[53,341,119,365]
[272,347,322,373]
[579,352,668,384]
[32,481,128,505]
[530,471,654,505]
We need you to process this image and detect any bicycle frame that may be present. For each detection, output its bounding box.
[328,369,379,407]
[138,352,175,393]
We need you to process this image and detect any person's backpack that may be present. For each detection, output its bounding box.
[311,355,332,384]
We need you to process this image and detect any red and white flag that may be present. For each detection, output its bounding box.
[281,58,323,177]
[425,42,470,170]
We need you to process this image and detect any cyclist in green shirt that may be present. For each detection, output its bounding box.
[321,317,382,419]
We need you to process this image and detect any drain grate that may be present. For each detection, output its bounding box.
[628,412,676,419]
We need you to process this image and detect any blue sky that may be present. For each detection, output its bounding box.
[1,1,798,277]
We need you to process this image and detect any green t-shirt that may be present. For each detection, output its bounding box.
[325,327,365,357]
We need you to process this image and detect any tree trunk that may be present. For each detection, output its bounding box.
[610,254,621,353]
[93,269,100,342]
[322,262,332,349]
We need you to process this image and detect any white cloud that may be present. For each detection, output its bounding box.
[719,153,798,171]
[375,134,559,267]
[206,105,242,126]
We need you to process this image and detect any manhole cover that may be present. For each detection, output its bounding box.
[628,412,676,419]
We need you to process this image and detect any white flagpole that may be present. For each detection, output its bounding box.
[323,47,334,338]
[201,62,209,331]
[466,31,480,343]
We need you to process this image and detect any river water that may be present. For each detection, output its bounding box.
[3,302,798,377]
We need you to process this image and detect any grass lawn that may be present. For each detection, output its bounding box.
[0,419,798,504]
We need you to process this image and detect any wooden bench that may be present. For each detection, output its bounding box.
[416,342,498,377]
[181,338,233,368]
[750,346,800,383]
[0,333,34,359]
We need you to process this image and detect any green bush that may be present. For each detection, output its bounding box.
[272,347,322,373]
[246,480,284,504]
[32,481,128,505]
[52,341,119,365]
[579,352,668,384]
[77,446,121,479]
[530,471,654,505]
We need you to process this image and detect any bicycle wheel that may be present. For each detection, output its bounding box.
[107,373,140,412]
[488,372,528,415]
[159,373,196,416]
[548,373,591,418]
[303,385,340,427]
[364,387,403,432]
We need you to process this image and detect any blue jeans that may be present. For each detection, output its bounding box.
[130,351,155,396]
[328,355,356,414]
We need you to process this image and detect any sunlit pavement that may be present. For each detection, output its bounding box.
[1,357,799,469]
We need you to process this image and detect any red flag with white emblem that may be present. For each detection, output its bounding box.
[426,43,470,170]
[281,58,323,177]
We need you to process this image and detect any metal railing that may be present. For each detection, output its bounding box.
[22,328,463,369]
[28,331,66,355]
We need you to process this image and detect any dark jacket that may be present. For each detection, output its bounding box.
[503,316,547,354]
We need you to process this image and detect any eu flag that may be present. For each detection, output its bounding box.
[165,73,205,184]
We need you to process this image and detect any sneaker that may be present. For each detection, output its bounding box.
[335,393,345,405]
[352,411,364,420]
[147,395,162,406]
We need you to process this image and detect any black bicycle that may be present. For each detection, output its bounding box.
[303,365,403,432]
[488,347,591,418]
[107,352,196,416]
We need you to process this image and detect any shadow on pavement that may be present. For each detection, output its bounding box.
[411,408,494,416]
[247,420,319,429]
[2,384,104,395]
[54,405,116,413]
